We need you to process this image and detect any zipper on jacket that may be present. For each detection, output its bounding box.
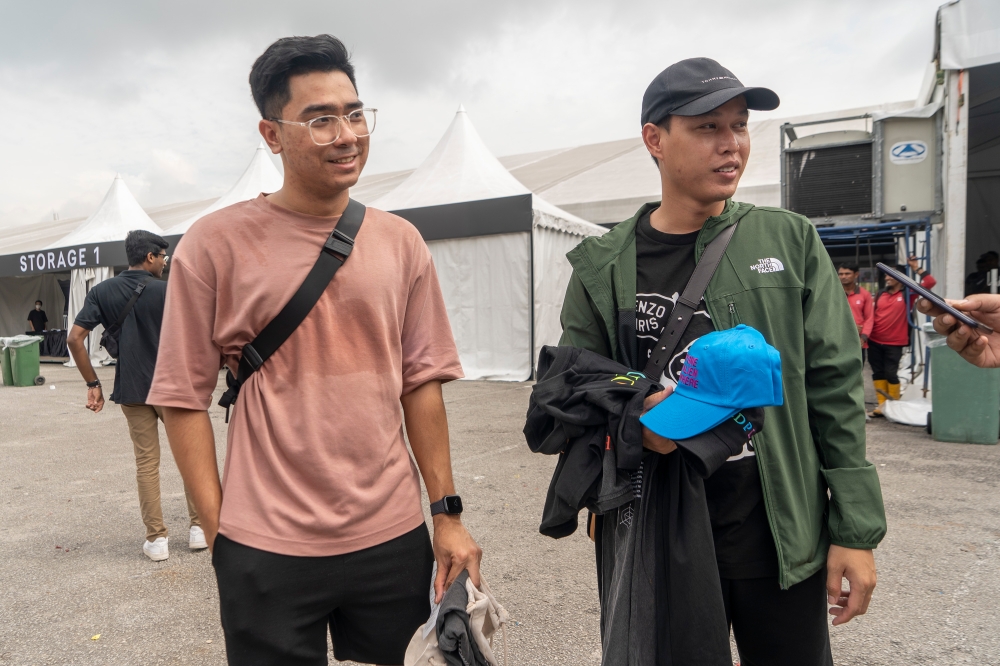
[728,302,742,326]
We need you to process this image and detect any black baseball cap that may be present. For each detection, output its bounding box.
[641,57,779,126]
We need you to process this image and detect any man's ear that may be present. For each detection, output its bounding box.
[642,122,665,169]
[259,119,283,155]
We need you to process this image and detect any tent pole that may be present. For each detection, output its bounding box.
[529,213,536,381]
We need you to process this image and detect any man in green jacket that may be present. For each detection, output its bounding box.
[559,58,887,664]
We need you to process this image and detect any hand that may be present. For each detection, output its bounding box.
[641,388,677,455]
[826,545,877,626]
[917,294,1000,368]
[432,514,482,603]
[86,386,105,413]
[204,521,220,553]
[860,334,868,343]
[907,255,921,273]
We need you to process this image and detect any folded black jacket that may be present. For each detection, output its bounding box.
[526,345,764,538]
[525,344,766,665]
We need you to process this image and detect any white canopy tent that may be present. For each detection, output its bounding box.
[168,142,283,234]
[44,174,164,365]
[367,106,606,380]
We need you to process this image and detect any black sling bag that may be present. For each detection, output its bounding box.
[642,221,739,379]
[218,198,366,421]
[100,277,151,359]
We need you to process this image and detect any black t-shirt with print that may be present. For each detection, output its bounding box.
[636,210,778,579]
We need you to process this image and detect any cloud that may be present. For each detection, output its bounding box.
[0,0,946,231]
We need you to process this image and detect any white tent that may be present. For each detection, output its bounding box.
[42,174,163,365]
[46,174,164,248]
[168,143,283,234]
[368,106,606,380]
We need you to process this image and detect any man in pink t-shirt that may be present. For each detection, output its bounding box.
[147,35,482,665]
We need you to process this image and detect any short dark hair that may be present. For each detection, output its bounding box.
[35,300,42,306]
[249,35,357,120]
[895,264,908,274]
[836,263,859,273]
[126,230,168,266]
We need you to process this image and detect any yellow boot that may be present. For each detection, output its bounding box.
[888,383,901,401]
[870,379,889,417]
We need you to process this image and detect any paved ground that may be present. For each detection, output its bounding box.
[1,365,998,665]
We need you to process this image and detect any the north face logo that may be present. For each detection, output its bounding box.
[750,258,785,273]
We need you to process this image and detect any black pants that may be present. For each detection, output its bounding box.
[868,341,904,383]
[723,570,833,666]
[213,524,434,666]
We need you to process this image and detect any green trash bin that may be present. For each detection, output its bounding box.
[7,337,44,387]
[1,346,12,387]
[929,340,1000,444]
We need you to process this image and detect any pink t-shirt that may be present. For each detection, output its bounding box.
[147,195,463,556]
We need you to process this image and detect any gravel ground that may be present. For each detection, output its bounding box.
[1,365,998,665]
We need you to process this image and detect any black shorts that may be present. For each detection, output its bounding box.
[213,524,434,666]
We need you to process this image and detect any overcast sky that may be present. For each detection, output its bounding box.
[0,0,945,229]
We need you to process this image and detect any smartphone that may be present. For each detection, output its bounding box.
[876,262,994,334]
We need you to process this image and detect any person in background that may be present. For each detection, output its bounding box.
[27,300,47,333]
[868,256,935,416]
[919,294,1000,368]
[964,251,999,296]
[838,264,873,364]
[67,230,204,562]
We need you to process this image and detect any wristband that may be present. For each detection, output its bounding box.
[86,379,101,389]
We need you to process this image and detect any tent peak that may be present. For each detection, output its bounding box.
[457,104,467,113]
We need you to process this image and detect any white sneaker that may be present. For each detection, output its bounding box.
[143,537,169,561]
[189,526,208,551]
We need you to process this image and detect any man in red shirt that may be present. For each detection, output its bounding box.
[838,264,873,364]
[869,256,936,416]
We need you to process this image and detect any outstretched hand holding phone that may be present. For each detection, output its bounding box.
[917,294,1000,368]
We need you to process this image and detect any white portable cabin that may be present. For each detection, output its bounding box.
[367,107,607,380]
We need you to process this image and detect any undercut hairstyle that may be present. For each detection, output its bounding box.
[126,230,169,267]
[836,263,859,273]
[249,35,357,120]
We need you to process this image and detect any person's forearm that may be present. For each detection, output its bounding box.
[401,380,456,502]
[162,407,223,546]
[67,326,98,383]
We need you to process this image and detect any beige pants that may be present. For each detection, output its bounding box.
[120,403,200,542]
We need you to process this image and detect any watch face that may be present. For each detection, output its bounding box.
[445,496,463,514]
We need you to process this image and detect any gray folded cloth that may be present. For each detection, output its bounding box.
[436,570,489,666]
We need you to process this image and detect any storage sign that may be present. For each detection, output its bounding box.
[889,141,928,164]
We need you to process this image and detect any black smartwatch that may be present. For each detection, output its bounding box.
[430,495,463,516]
[86,379,101,389]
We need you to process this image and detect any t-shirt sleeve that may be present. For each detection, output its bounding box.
[146,256,223,410]
[73,291,103,331]
[399,249,463,395]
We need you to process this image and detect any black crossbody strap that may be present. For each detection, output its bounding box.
[114,278,151,327]
[642,221,739,378]
[218,198,366,418]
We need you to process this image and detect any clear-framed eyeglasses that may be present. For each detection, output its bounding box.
[271,108,377,146]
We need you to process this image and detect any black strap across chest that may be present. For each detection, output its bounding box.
[218,198,366,418]
[642,221,739,378]
[115,278,151,327]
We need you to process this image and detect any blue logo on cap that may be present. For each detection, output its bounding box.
[639,324,783,440]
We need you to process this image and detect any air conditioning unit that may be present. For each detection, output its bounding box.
[780,113,940,224]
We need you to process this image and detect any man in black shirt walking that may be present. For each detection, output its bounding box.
[68,230,204,562]
[27,300,48,333]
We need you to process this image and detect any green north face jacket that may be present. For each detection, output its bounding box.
[559,199,887,589]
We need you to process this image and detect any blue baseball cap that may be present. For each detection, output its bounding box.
[640,324,783,440]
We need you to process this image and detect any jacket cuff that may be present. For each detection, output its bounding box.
[821,464,888,548]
